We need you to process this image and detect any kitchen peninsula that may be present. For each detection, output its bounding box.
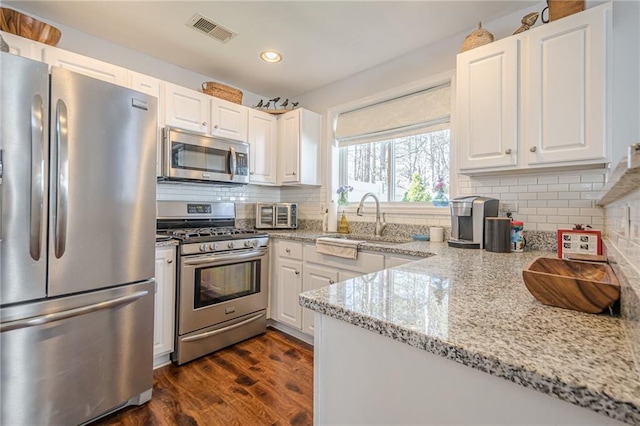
[299,240,640,425]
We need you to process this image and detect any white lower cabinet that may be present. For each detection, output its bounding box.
[271,239,423,337]
[154,245,176,367]
[302,265,339,335]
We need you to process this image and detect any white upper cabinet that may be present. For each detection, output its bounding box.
[163,82,209,134]
[210,98,248,142]
[129,72,163,176]
[523,5,609,166]
[457,37,519,171]
[456,3,611,174]
[43,46,128,86]
[248,109,278,185]
[278,108,321,185]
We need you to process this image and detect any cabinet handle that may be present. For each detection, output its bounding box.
[329,280,335,284]
[505,148,512,155]
[529,146,537,153]
[202,121,207,126]
[295,270,300,275]
[285,248,291,253]
[292,172,297,176]
[213,124,219,129]
[167,259,173,264]
[250,172,255,175]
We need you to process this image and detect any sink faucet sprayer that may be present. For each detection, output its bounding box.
[356,192,387,237]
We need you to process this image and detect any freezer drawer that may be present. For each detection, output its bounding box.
[0,280,155,425]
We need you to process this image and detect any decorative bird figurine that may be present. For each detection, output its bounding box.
[263,101,271,109]
[280,99,289,109]
[269,97,281,105]
[291,101,299,109]
[254,99,264,108]
[513,12,539,35]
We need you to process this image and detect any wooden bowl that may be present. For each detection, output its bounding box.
[522,257,620,314]
[0,7,61,46]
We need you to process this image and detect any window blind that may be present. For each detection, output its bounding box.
[334,83,451,147]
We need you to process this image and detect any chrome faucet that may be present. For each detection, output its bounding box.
[356,192,387,237]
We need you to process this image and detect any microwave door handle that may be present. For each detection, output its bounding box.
[53,99,68,259]
[229,145,236,180]
[29,95,45,260]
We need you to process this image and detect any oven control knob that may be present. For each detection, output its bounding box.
[199,244,207,252]
[227,242,235,249]
[209,243,217,251]
[244,240,257,248]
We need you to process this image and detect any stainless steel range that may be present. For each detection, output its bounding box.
[157,201,269,365]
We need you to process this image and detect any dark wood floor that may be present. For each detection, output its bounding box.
[94,328,314,426]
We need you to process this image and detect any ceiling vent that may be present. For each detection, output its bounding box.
[186,13,236,43]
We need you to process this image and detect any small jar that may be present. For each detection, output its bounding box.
[511,221,525,252]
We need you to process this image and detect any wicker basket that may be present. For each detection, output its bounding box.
[201,82,243,104]
[0,7,61,46]
[543,0,585,23]
[460,22,494,53]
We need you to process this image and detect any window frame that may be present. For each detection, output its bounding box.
[329,71,457,217]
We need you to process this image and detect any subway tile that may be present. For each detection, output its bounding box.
[527,184,548,192]
[498,193,518,200]
[499,178,519,186]
[509,185,529,193]
[527,215,548,223]
[537,176,559,184]
[558,191,581,200]
[569,200,595,208]
[547,184,569,192]
[538,192,559,200]
[518,177,538,185]
[548,200,569,208]
[538,208,558,215]
[547,215,569,223]
[519,207,538,215]
[569,183,593,191]
[528,200,548,208]
[558,175,582,184]
[518,192,538,200]
[558,208,581,215]
[524,222,537,230]
[537,223,559,231]
[580,207,604,217]
[581,174,605,183]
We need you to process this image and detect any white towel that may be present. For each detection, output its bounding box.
[315,237,366,260]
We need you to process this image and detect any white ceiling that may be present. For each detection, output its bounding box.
[6,1,538,98]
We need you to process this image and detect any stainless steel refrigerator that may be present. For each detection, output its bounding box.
[0,52,157,425]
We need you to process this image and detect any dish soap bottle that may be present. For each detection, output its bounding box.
[338,211,350,234]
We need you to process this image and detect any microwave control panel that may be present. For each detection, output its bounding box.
[235,152,248,176]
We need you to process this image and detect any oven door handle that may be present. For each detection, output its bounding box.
[183,249,267,266]
[182,311,266,343]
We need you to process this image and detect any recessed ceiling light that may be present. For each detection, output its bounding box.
[260,51,282,63]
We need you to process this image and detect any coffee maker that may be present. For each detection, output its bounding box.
[448,196,499,249]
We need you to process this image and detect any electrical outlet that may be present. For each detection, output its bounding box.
[499,202,518,214]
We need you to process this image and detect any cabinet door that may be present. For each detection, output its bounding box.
[43,46,128,85]
[302,266,339,335]
[457,37,519,171]
[163,82,209,133]
[210,98,248,142]
[279,109,301,184]
[248,109,277,185]
[275,258,303,329]
[524,5,609,166]
[154,246,176,361]
[385,255,417,269]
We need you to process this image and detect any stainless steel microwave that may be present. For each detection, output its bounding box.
[255,203,298,229]
[160,127,249,184]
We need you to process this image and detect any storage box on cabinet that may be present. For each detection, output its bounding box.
[456,3,611,174]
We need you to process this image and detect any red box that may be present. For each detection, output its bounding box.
[557,229,602,259]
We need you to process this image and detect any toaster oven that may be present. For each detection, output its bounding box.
[255,203,298,229]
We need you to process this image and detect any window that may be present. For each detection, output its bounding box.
[341,127,450,203]
[335,81,451,206]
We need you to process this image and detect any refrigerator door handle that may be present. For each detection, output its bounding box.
[54,99,69,259]
[229,145,236,180]
[0,289,150,333]
[30,94,45,261]
[0,148,3,241]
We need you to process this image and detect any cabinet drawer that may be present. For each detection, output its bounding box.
[304,245,384,274]
[277,241,303,260]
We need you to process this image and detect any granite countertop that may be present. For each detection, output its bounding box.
[285,232,640,424]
